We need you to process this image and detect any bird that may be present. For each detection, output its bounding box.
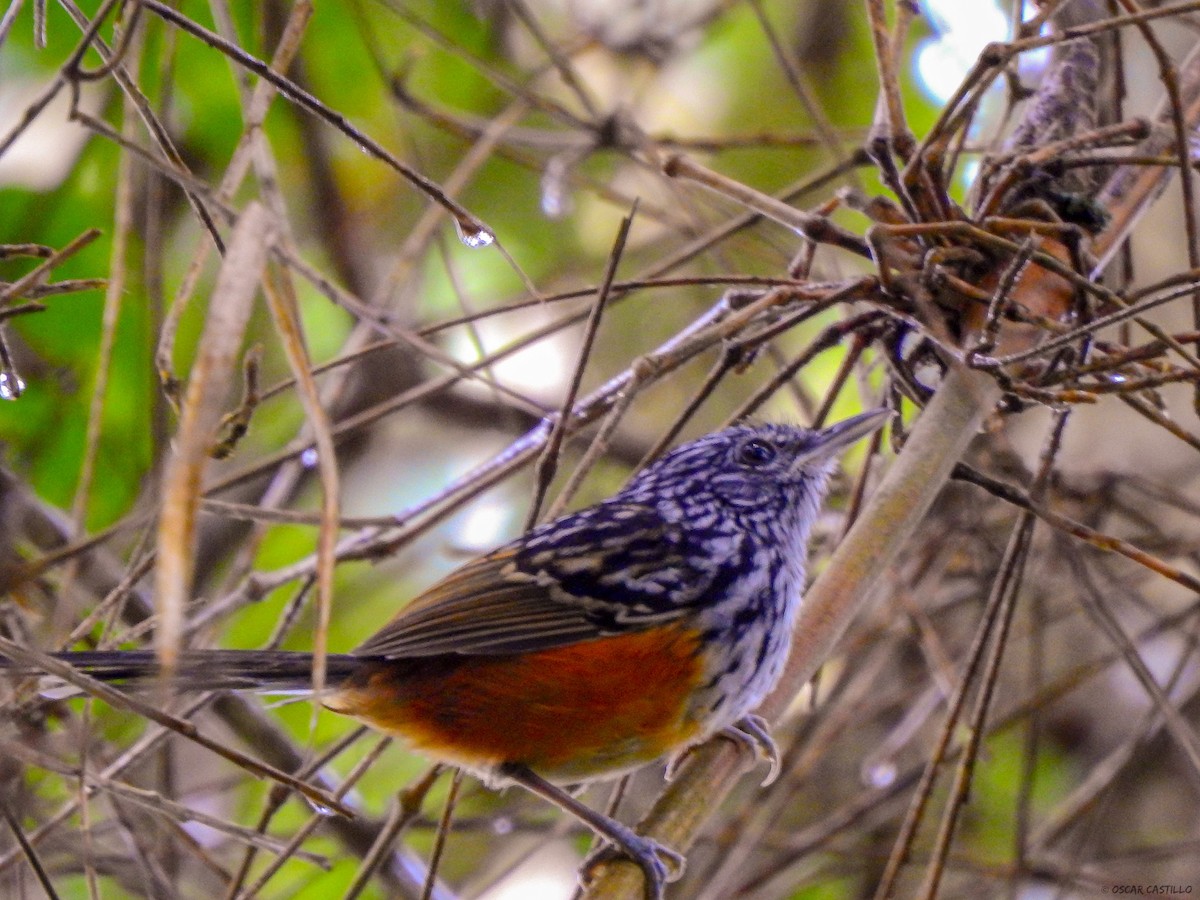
[1,408,887,899]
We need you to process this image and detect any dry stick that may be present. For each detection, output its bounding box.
[863,0,919,222]
[733,305,884,422]
[154,0,310,393]
[383,0,590,131]
[0,0,24,47]
[0,228,101,398]
[197,499,409,529]
[952,464,1200,595]
[548,368,645,517]
[1093,29,1200,274]
[8,158,862,591]
[341,766,446,900]
[212,97,527,628]
[260,264,341,719]
[194,5,324,619]
[155,204,270,669]
[0,805,57,900]
[0,244,54,259]
[506,0,598,118]
[0,302,44,322]
[422,101,539,400]
[0,736,324,866]
[811,336,868,430]
[867,0,915,160]
[65,26,143,612]
[418,276,808,336]
[422,770,464,900]
[0,637,350,818]
[536,208,633,524]
[57,0,224,253]
[141,0,491,246]
[5,280,825,595]
[972,277,1200,369]
[222,726,365,900]
[0,511,394,886]
[234,735,399,899]
[746,0,858,184]
[636,350,739,470]
[1120,392,1200,453]
[61,551,155,653]
[1075,557,1200,790]
[1008,508,1046,888]
[67,0,142,83]
[0,228,101,305]
[1110,0,1200,341]
[875,521,1032,898]
[1038,576,1200,885]
[1082,367,1200,394]
[78,700,103,897]
[1028,574,1200,850]
[914,401,1070,899]
[0,0,119,159]
[581,365,1002,899]
[663,154,871,259]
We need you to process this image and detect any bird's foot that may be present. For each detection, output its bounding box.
[721,713,781,785]
[664,714,781,786]
[580,826,685,900]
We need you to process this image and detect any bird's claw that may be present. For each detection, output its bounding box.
[724,714,781,785]
[581,831,685,900]
[664,714,781,786]
[714,714,782,785]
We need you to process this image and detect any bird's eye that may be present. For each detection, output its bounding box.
[737,438,777,467]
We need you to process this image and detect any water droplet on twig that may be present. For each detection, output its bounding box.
[0,372,26,400]
[454,216,495,248]
[305,798,338,817]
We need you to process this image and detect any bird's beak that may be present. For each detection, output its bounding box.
[791,408,889,469]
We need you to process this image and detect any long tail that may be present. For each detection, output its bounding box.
[0,649,364,693]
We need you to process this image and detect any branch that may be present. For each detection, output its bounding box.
[581,365,1000,899]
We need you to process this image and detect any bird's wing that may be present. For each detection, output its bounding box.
[352,503,728,658]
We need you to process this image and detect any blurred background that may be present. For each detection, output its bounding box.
[2,0,1199,897]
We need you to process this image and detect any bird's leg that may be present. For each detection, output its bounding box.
[664,714,781,787]
[498,762,684,900]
